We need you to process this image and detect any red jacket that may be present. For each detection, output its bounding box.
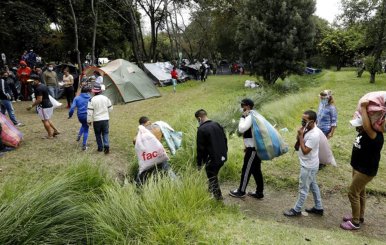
[171,69,178,79]
[17,61,31,84]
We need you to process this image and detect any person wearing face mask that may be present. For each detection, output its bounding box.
[43,63,58,99]
[317,90,337,139]
[317,90,337,170]
[340,100,384,230]
[0,71,23,126]
[26,74,59,139]
[16,60,32,100]
[195,109,228,200]
[284,110,323,217]
[229,98,265,199]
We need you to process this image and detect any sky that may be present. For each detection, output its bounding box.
[315,0,341,23]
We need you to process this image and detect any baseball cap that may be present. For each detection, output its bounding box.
[92,83,102,93]
[350,116,363,127]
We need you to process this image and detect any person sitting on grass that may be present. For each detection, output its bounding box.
[340,100,384,230]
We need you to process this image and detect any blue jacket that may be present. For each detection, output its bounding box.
[69,93,91,118]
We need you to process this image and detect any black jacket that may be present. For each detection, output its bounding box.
[196,120,228,167]
[0,78,12,100]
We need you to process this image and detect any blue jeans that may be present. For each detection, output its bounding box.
[0,100,18,124]
[294,166,323,212]
[93,120,109,151]
[78,115,89,147]
[47,86,58,99]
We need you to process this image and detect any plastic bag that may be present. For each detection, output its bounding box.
[49,95,62,109]
[0,113,23,148]
[135,125,169,174]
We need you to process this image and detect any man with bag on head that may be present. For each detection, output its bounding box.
[340,100,384,230]
[87,83,113,154]
[26,74,59,139]
[229,98,264,199]
[195,109,228,200]
[134,116,176,185]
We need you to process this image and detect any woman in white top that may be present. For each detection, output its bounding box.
[63,68,74,108]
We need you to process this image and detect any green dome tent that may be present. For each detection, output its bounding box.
[84,59,161,104]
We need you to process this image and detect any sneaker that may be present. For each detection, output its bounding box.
[97,148,103,152]
[16,99,21,102]
[319,164,326,170]
[82,145,88,151]
[11,100,16,103]
[342,214,364,223]
[229,189,246,198]
[305,207,324,216]
[15,122,24,127]
[340,220,360,230]
[248,191,264,199]
[76,135,81,142]
[283,208,301,217]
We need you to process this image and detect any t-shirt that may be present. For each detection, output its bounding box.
[351,131,384,176]
[34,83,53,108]
[297,127,319,169]
[63,74,74,87]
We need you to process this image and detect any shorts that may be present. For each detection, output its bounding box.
[37,107,53,120]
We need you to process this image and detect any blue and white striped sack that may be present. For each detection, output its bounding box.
[250,111,288,160]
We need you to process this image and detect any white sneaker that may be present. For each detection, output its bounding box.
[11,100,16,103]
[15,122,24,127]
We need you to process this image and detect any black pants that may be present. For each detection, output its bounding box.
[9,83,18,100]
[238,147,264,193]
[64,86,74,107]
[205,161,224,199]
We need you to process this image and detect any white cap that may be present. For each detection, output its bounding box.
[350,116,363,127]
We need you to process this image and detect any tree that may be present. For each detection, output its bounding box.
[237,0,316,84]
[318,28,364,71]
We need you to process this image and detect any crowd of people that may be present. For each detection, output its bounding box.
[0,51,383,233]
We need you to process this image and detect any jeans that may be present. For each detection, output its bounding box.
[0,100,18,124]
[348,169,374,224]
[47,85,58,99]
[78,115,89,147]
[294,166,323,212]
[93,120,109,151]
[136,161,176,185]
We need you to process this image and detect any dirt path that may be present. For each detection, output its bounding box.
[222,183,386,242]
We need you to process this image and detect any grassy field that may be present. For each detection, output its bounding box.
[1,70,386,244]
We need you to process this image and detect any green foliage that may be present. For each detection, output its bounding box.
[91,171,220,244]
[0,162,108,244]
[237,0,316,84]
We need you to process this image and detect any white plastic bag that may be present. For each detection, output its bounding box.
[49,95,62,109]
[135,125,169,174]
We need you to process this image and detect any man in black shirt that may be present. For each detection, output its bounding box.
[340,99,384,230]
[195,109,228,200]
[26,74,59,139]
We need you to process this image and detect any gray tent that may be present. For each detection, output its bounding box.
[144,62,188,85]
[84,59,161,104]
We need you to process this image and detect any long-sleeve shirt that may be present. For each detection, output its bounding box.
[69,93,91,118]
[87,94,113,123]
[197,120,228,167]
[317,103,337,135]
[0,78,12,100]
[238,113,254,147]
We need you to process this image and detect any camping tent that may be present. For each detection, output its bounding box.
[144,62,188,85]
[84,59,161,104]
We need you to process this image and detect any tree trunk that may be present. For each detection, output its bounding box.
[370,72,376,83]
[91,0,98,66]
[68,0,82,75]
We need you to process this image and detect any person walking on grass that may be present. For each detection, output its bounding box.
[87,83,112,154]
[229,98,264,199]
[26,74,59,139]
[0,71,23,126]
[284,110,323,217]
[195,109,228,200]
[69,86,91,151]
[340,100,384,230]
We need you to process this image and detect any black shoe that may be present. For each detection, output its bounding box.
[229,189,246,198]
[305,207,324,216]
[248,191,264,199]
[319,164,326,170]
[97,148,103,152]
[283,208,301,217]
[104,147,110,154]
